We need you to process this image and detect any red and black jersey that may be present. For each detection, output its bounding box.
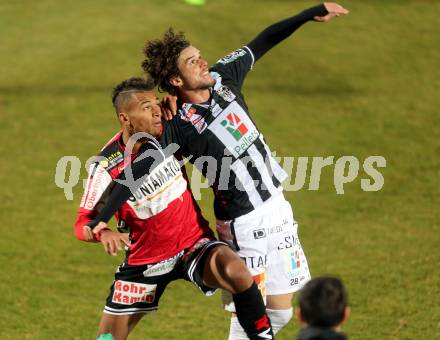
[74,131,212,265]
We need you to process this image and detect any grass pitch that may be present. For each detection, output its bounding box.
[0,0,438,339]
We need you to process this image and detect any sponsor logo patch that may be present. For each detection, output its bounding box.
[289,249,301,270]
[268,219,289,235]
[143,250,184,277]
[112,280,157,305]
[221,112,249,141]
[255,315,273,339]
[184,107,197,122]
[180,107,208,134]
[183,237,212,260]
[80,164,112,210]
[218,48,247,65]
[208,102,259,158]
[253,228,267,239]
[254,272,267,303]
[241,255,267,269]
[126,155,187,218]
[280,238,309,281]
[100,151,123,171]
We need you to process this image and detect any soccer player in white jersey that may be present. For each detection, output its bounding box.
[142,3,348,338]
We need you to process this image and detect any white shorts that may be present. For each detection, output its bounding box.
[216,194,311,311]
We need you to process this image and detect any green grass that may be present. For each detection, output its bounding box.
[0,0,438,339]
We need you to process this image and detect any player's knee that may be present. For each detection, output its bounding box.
[226,263,251,290]
[266,308,293,334]
[214,246,252,291]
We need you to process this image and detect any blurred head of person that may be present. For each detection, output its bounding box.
[297,276,349,330]
[111,77,163,140]
[142,28,215,97]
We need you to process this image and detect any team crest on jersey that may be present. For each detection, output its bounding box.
[216,85,236,102]
[217,48,247,65]
[208,102,259,158]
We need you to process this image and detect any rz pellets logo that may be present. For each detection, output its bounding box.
[220,113,249,141]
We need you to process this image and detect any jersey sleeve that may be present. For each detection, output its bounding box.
[210,46,255,90]
[246,4,327,61]
[87,142,165,229]
[159,118,188,160]
[74,161,113,241]
[210,4,328,90]
[161,119,183,147]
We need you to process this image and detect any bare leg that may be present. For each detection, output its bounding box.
[203,245,273,339]
[266,294,294,335]
[97,313,144,340]
[266,293,293,310]
[202,245,253,293]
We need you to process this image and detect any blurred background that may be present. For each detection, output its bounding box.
[0,0,438,339]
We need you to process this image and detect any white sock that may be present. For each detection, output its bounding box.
[266,308,293,334]
[228,316,249,340]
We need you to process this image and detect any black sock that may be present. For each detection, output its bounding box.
[232,282,274,339]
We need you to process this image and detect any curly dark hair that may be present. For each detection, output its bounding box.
[111,77,155,114]
[141,28,190,96]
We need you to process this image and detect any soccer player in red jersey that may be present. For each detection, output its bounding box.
[74,77,274,340]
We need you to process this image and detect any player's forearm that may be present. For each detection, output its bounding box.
[74,176,114,241]
[247,4,328,61]
[75,161,115,238]
[74,213,99,242]
[87,182,131,229]
[87,153,154,229]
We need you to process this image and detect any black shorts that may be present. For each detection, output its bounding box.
[103,237,227,315]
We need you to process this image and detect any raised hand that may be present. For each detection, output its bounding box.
[160,94,178,120]
[314,2,349,22]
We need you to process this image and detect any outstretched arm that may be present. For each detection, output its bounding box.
[74,161,113,242]
[247,3,348,62]
[86,142,163,230]
[83,146,160,255]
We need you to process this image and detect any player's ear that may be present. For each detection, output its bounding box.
[118,112,129,125]
[169,76,183,88]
